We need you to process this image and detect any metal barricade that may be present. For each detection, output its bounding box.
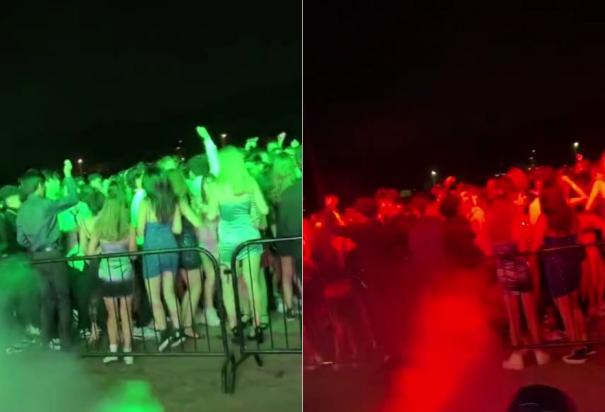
[225,236,302,392]
[26,246,236,393]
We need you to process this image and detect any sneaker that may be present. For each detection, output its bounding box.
[123,349,133,365]
[502,351,524,370]
[103,355,119,364]
[49,339,61,351]
[586,345,597,356]
[170,330,186,348]
[25,325,40,337]
[285,309,296,322]
[563,348,588,364]
[157,330,172,352]
[275,295,285,314]
[534,349,550,366]
[204,308,221,327]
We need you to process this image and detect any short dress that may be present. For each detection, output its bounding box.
[492,242,532,294]
[218,198,263,267]
[541,235,584,298]
[177,218,202,270]
[143,222,179,279]
[98,239,134,297]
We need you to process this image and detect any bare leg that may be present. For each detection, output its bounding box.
[180,268,202,336]
[104,297,118,347]
[241,253,264,327]
[145,276,166,331]
[555,295,578,341]
[201,255,216,311]
[281,256,295,310]
[503,293,522,347]
[220,267,237,329]
[161,271,181,330]
[119,296,133,350]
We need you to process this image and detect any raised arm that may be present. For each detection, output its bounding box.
[561,175,588,207]
[49,160,79,215]
[196,126,220,177]
[586,179,605,212]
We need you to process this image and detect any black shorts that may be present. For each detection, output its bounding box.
[100,279,133,298]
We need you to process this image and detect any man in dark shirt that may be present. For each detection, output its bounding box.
[17,160,78,350]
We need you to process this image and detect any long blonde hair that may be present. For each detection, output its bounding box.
[94,182,130,242]
[217,146,252,194]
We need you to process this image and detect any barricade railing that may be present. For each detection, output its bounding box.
[225,236,302,391]
[24,246,237,393]
[487,240,605,352]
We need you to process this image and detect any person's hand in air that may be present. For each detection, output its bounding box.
[63,160,73,178]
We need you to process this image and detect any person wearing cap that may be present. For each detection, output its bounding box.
[16,160,78,350]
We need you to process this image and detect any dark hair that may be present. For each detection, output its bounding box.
[507,385,576,412]
[439,192,460,219]
[19,169,44,201]
[186,155,209,177]
[88,173,102,184]
[79,186,106,215]
[126,163,146,190]
[143,166,176,224]
[41,169,60,183]
[540,183,573,233]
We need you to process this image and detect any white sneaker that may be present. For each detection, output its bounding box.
[275,295,285,314]
[103,355,119,364]
[204,308,221,327]
[534,350,550,366]
[25,325,40,337]
[123,349,133,365]
[49,339,61,351]
[502,351,524,370]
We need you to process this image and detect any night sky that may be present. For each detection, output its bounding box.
[0,4,300,183]
[305,4,605,208]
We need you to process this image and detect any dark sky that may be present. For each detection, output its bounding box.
[0,4,300,183]
[305,3,605,207]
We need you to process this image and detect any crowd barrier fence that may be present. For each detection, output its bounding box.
[225,236,302,392]
[28,246,237,393]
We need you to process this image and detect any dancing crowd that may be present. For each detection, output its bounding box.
[0,127,302,364]
[304,151,605,370]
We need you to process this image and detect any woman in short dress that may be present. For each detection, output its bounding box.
[88,182,135,365]
[206,146,269,342]
[138,166,185,352]
[483,177,549,370]
[533,171,589,364]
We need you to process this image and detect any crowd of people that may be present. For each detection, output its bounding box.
[0,127,302,364]
[304,151,605,370]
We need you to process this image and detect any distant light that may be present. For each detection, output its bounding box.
[176,146,181,150]
[430,170,437,176]
[573,141,580,149]
[178,139,183,144]
[220,133,227,139]
[77,158,83,164]
[181,157,185,161]
[531,149,536,153]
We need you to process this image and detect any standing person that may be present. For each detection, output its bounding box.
[482,178,549,370]
[274,153,303,320]
[88,182,136,365]
[138,166,185,351]
[206,146,270,342]
[16,160,78,351]
[167,169,204,339]
[533,171,589,364]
